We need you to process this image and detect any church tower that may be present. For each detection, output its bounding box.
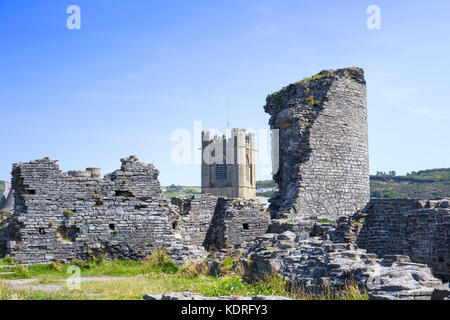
[201,128,256,199]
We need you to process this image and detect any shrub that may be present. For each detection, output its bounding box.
[181,259,209,278]
[142,249,179,274]
[220,257,235,272]
[339,279,368,300]
[0,257,16,266]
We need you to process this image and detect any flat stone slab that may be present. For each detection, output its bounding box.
[431,283,450,300]
[143,292,292,300]
[51,276,124,283]
[9,284,64,291]
[1,278,40,285]
[1,276,125,292]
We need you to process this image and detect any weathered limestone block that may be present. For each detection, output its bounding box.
[1,156,174,264]
[431,283,450,300]
[143,292,292,300]
[355,199,450,281]
[171,195,270,251]
[244,234,442,300]
[264,67,370,219]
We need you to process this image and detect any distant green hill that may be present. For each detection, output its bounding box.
[256,168,450,199]
[163,185,201,198]
[256,180,278,189]
[370,168,450,199]
[163,169,450,200]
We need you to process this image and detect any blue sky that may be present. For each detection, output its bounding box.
[0,0,449,186]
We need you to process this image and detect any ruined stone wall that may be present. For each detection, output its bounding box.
[0,156,269,264]
[171,196,269,250]
[2,156,175,264]
[264,67,370,219]
[169,194,220,247]
[220,199,270,249]
[355,199,450,281]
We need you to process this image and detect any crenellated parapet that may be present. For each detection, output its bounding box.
[201,128,256,199]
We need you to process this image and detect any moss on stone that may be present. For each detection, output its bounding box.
[63,210,73,218]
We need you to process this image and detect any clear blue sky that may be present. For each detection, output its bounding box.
[0,0,449,186]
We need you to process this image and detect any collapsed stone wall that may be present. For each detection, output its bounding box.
[243,233,443,300]
[0,156,269,264]
[264,67,370,219]
[207,199,270,250]
[319,199,449,281]
[355,199,450,281]
[169,194,220,247]
[2,156,174,264]
[170,196,269,250]
[260,67,449,287]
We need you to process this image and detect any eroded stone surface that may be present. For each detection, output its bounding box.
[0,157,268,265]
[264,68,370,219]
[242,234,442,300]
[143,292,292,300]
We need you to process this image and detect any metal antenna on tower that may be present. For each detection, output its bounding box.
[226,97,230,131]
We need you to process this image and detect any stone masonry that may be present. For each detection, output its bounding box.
[1,66,448,300]
[169,195,269,250]
[355,199,450,281]
[2,156,172,264]
[264,67,370,219]
[0,156,268,264]
[201,129,256,199]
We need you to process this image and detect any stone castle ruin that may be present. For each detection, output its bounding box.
[264,67,369,219]
[0,67,448,299]
[0,155,268,264]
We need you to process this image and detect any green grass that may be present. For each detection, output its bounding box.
[0,274,220,300]
[0,250,180,281]
[306,95,316,106]
[198,274,368,300]
[0,253,368,300]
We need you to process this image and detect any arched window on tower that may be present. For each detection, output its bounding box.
[215,156,228,181]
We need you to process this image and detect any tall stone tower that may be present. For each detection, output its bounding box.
[264,67,370,219]
[201,128,256,199]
